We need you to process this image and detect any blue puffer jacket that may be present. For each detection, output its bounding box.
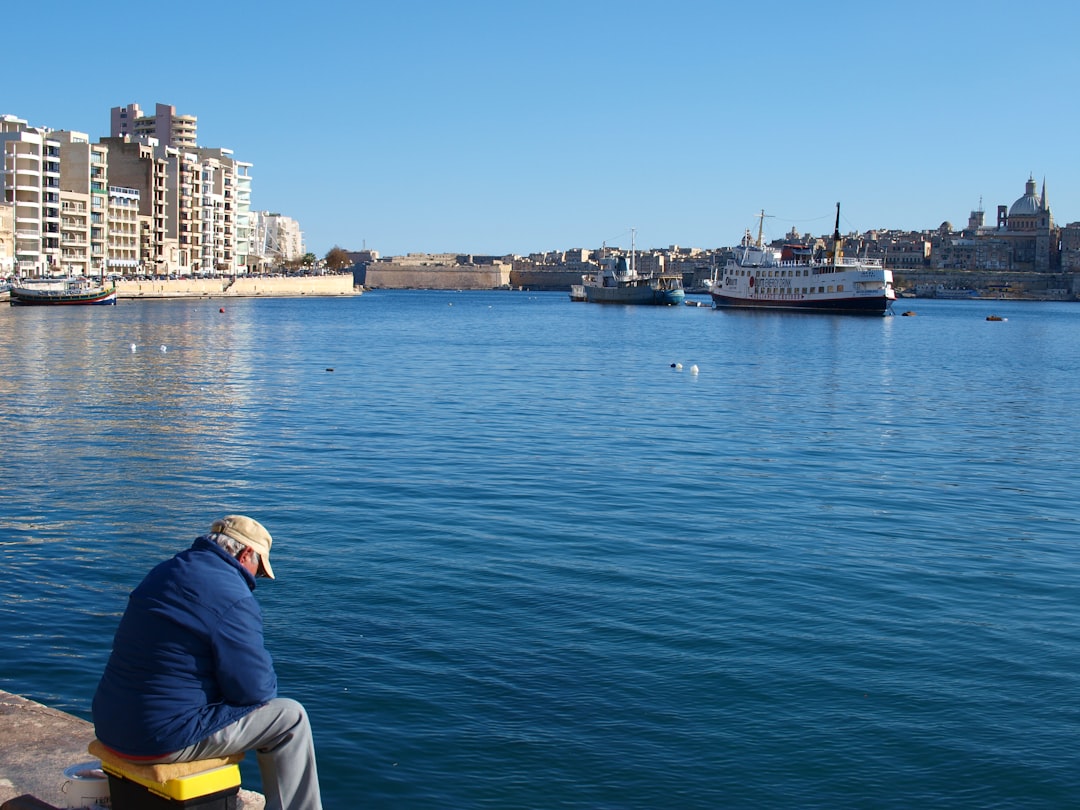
[93,536,278,757]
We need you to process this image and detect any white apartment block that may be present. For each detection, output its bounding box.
[107,186,141,272]
[234,161,253,272]
[194,147,242,275]
[0,115,61,276]
[249,211,305,268]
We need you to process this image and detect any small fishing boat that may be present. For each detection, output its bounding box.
[10,277,117,306]
[582,230,685,306]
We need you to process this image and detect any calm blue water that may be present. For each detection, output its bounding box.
[2,292,1080,808]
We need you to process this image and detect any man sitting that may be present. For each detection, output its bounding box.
[93,515,322,810]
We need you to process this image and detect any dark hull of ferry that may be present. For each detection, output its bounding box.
[711,292,891,315]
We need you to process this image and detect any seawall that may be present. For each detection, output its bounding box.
[116,274,358,300]
[362,265,509,290]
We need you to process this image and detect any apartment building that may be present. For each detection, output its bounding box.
[194,148,238,275]
[100,137,174,275]
[111,103,197,150]
[234,160,253,271]
[0,201,13,275]
[2,105,275,279]
[0,115,61,276]
[53,131,109,277]
[249,211,305,268]
[107,186,141,273]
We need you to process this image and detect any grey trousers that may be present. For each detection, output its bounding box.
[158,698,322,810]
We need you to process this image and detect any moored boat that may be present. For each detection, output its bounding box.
[583,230,685,306]
[10,277,117,306]
[708,205,895,315]
[915,284,978,299]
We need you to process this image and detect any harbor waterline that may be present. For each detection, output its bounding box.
[2,292,1079,808]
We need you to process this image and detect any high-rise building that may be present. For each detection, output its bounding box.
[194,148,237,275]
[110,103,197,150]
[100,137,174,275]
[106,186,141,274]
[52,131,109,277]
[249,211,305,269]
[1,115,61,276]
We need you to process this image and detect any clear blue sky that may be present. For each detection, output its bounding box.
[6,0,1078,257]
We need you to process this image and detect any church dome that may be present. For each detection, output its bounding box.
[1008,177,1041,217]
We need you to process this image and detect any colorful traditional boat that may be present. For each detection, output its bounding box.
[10,277,117,306]
[708,204,895,315]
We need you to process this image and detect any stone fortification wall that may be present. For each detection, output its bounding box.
[363,265,509,290]
[893,270,1078,298]
[509,269,583,291]
[117,275,357,299]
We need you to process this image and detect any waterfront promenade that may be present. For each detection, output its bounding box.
[0,690,265,808]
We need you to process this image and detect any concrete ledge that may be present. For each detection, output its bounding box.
[0,691,263,809]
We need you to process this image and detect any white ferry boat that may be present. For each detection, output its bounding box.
[708,204,895,315]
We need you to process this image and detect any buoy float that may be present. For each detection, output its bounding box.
[673,363,683,371]
[160,345,167,352]
[130,343,137,352]
[219,307,225,313]
[690,365,699,375]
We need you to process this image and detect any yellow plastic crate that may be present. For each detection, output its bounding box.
[88,739,243,805]
[100,759,241,801]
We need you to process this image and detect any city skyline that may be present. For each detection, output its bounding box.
[5,0,1079,257]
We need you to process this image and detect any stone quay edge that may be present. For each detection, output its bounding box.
[0,690,264,809]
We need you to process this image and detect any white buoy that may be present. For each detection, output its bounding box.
[130,343,136,352]
[160,345,167,352]
[674,363,683,371]
[690,364,699,374]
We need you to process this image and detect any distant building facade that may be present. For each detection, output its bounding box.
[992,176,1057,271]
[0,105,301,279]
[932,177,1060,271]
[249,211,305,268]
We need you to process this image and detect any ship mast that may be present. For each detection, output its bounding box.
[755,210,766,248]
[832,202,843,264]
